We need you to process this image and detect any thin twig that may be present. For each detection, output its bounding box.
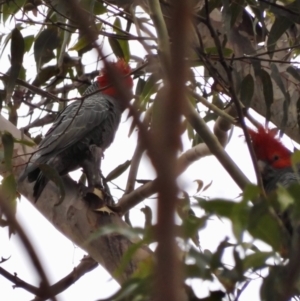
[190,90,237,125]
[0,196,55,301]
[0,256,97,300]
[148,0,171,73]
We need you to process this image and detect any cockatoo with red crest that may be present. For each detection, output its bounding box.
[249,127,296,193]
[249,126,298,233]
[20,59,133,201]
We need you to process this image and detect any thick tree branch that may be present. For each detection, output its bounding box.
[0,115,152,286]
[184,101,250,190]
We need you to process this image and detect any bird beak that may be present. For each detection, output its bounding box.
[257,160,267,173]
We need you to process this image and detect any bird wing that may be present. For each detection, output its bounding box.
[34,85,117,160]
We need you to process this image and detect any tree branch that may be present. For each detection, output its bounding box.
[0,115,152,285]
[0,256,98,300]
[183,101,250,190]
[116,104,238,214]
[0,196,56,301]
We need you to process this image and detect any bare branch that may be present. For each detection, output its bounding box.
[184,101,250,190]
[0,256,98,300]
[0,196,56,301]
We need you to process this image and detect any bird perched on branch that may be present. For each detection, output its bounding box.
[249,127,296,193]
[249,126,298,233]
[20,59,133,201]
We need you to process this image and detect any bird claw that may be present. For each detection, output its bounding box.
[89,145,104,160]
[79,184,117,214]
[80,185,104,200]
[92,187,104,200]
[94,205,115,215]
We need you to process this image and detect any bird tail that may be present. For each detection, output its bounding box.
[19,166,48,202]
[33,172,49,201]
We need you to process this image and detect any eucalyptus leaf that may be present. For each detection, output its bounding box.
[240,74,254,107]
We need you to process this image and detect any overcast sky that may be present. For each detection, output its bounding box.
[1,6,298,301]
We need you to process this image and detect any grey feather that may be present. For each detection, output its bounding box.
[262,165,299,193]
[20,81,123,200]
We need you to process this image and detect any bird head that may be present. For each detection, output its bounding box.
[248,126,292,171]
[96,59,133,97]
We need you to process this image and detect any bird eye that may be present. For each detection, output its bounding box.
[273,154,279,161]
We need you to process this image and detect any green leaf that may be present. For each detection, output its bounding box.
[267,17,293,57]
[248,201,289,252]
[113,17,130,62]
[187,122,195,141]
[230,0,244,27]
[140,74,158,109]
[264,0,300,23]
[282,94,290,132]
[13,137,35,147]
[183,215,208,246]
[105,160,131,181]
[34,28,60,71]
[287,66,300,82]
[18,65,26,81]
[32,65,58,87]
[270,63,286,97]
[38,164,65,205]
[196,198,238,218]
[69,35,90,52]
[282,184,300,224]
[135,78,146,96]
[23,35,35,53]
[233,248,244,276]
[94,1,106,14]
[1,0,26,23]
[108,37,125,59]
[115,239,152,279]
[205,47,233,57]
[240,74,254,107]
[291,150,300,174]
[1,132,14,171]
[242,184,260,202]
[258,69,273,120]
[231,200,249,242]
[187,248,213,279]
[1,174,18,218]
[243,251,274,272]
[140,205,152,228]
[2,174,17,200]
[210,238,230,269]
[6,28,25,103]
[260,266,286,301]
[276,186,295,212]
